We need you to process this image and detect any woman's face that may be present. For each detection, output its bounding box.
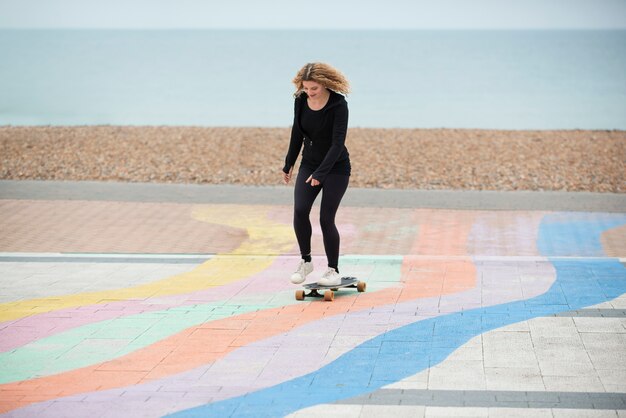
[302,80,326,99]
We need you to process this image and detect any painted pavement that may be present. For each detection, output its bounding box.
[0,199,624,417]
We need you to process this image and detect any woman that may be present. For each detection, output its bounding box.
[282,62,351,287]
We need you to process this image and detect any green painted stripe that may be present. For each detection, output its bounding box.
[0,257,403,384]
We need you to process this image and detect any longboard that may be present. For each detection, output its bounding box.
[295,277,366,301]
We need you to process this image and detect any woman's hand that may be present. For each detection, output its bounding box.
[282,166,293,184]
[306,175,320,187]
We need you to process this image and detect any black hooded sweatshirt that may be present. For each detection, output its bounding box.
[282,90,351,184]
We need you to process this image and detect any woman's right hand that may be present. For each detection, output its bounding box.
[282,166,293,184]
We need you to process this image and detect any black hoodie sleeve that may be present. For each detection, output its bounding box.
[311,99,348,183]
[283,98,303,174]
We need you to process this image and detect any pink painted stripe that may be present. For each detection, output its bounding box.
[0,256,310,352]
[3,259,557,418]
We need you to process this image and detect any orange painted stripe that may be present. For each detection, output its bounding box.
[0,259,476,413]
[411,209,477,256]
[0,211,477,413]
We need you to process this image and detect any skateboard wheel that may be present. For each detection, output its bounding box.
[323,290,334,301]
[295,290,305,300]
[357,281,366,292]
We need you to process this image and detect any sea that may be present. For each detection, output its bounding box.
[0,29,625,130]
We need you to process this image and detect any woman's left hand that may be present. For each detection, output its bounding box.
[305,175,320,187]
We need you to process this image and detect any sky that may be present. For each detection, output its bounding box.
[0,0,625,29]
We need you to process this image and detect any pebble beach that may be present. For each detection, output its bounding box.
[1,126,624,193]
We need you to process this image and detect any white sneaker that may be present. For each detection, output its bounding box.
[290,260,313,284]
[317,267,342,286]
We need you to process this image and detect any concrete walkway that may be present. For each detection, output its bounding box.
[0,181,624,418]
[2,180,626,211]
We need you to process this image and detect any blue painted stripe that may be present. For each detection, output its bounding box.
[537,212,626,257]
[165,214,626,418]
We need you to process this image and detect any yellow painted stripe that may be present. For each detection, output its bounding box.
[0,205,294,322]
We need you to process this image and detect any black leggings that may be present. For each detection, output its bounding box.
[293,166,349,271]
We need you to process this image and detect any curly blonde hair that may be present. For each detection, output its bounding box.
[292,62,350,97]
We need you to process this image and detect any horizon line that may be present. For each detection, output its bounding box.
[1,27,625,31]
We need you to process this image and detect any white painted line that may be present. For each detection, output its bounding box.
[0,253,215,264]
[0,252,214,259]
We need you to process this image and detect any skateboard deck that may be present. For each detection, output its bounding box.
[295,277,366,301]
